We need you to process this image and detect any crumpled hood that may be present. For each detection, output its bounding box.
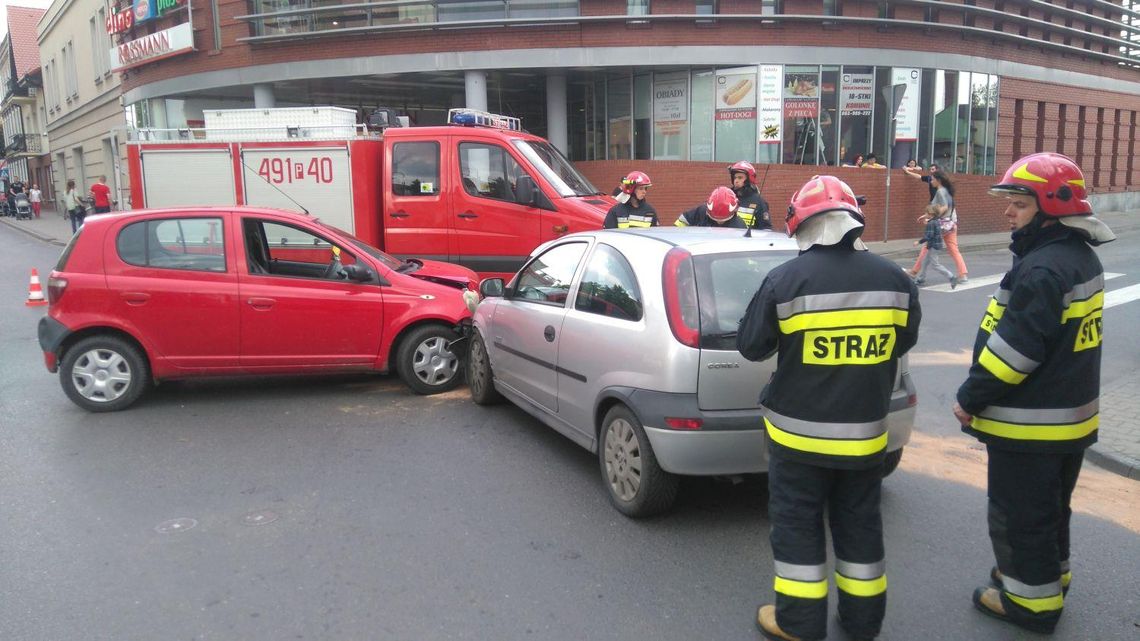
[408,259,479,290]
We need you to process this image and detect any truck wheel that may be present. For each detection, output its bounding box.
[598,405,678,518]
[396,324,463,395]
[882,448,904,478]
[59,335,150,412]
[467,330,503,405]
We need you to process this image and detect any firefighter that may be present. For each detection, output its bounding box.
[603,171,658,229]
[674,186,746,228]
[728,160,772,230]
[737,175,920,641]
[952,153,1115,634]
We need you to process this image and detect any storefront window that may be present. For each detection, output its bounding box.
[983,74,999,175]
[714,66,758,163]
[838,66,872,165]
[918,69,935,167]
[955,72,972,173]
[653,71,689,160]
[634,73,652,159]
[971,73,996,174]
[890,68,921,167]
[606,75,632,160]
[783,66,820,165]
[690,70,714,161]
[819,66,840,166]
[932,70,958,171]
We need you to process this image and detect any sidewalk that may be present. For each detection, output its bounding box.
[3,208,1138,478]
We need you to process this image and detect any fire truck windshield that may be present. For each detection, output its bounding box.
[512,141,600,198]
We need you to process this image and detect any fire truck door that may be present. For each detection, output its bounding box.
[383,139,451,262]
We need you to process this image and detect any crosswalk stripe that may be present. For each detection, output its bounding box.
[922,272,1124,294]
[1105,283,1140,310]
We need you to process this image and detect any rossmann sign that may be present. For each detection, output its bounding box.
[110,22,194,72]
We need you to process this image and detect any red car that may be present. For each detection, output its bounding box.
[37,207,477,412]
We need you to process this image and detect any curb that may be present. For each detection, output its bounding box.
[0,218,68,246]
[1085,446,1140,481]
[874,239,1013,260]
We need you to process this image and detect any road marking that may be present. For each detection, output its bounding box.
[1105,283,1140,310]
[922,272,1124,293]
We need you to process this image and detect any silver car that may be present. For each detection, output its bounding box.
[467,228,916,517]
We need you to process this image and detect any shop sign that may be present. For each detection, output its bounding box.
[840,73,873,117]
[106,8,134,35]
[715,70,757,121]
[133,0,157,23]
[758,65,782,144]
[111,22,194,72]
[892,68,922,142]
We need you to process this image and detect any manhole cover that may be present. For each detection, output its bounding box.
[155,518,198,534]
[241,510,279,526]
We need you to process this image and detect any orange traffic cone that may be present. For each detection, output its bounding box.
[25,268,48,307]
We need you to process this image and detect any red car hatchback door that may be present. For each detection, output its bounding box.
[237,216,383,368]
[103,214,240,370]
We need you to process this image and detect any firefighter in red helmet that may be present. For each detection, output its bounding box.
[675,186,746,228]
[729,160,772,230]
[738,175,921,641]
[953,153,1114,634]
[603,171,659,229]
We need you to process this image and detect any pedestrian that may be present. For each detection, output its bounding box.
[861,153,885,169]
[953,153,1114,634]
[912,204,958,288]
[602,171,658,229]
[64,179,84,233]
[29,183,42,218]
[674,186,746,228]
[727,161,772,230]
[904,161,939,200]
[843,153,865,168]
[738,175,921,641]
[89,175,112,214]
[908,171,968,283]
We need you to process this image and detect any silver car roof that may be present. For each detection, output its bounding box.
[549,227,799,257]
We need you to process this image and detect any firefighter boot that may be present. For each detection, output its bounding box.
[756,605,804,641]
[972,587,1054,634]
[991,567,1070,595]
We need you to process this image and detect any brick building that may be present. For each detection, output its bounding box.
[111,0,1137,234]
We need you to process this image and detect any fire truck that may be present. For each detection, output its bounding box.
[126,107,612,278]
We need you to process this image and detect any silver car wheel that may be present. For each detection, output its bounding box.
[603,418,643,502]
[71,348,133,403]
[411,335,458,386]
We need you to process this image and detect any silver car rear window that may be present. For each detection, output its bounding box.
[693,250,797,350]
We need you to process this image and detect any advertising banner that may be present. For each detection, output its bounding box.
[783,70,819,119]
[653,74,688,135]
[715,70,757,121]
[758,65,782,146]
[840,73,873,117]
[892,68,922,141]
[111,22,194,72]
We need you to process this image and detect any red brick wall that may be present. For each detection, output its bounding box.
[576,160,1002,241]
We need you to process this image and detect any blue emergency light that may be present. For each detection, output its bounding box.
[447,109,521,131]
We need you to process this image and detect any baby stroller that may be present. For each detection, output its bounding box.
[13,193,33,220]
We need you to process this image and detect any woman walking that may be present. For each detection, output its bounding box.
[64,179,84,233]
[909,171,968,282]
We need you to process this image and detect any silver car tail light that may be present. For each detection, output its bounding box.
[662,247,700,348]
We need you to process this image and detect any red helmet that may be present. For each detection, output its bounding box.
[785,175,864,237]
[990,153,1091,217]
[728,161,757,183]
[706,186,739,223]
[620,171,652,195]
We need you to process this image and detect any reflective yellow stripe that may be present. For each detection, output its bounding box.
[778,308,909,333]
[980,298,1006,334]
[1006,592,1064,613]
[1061,572,1071,588]
[978,346,1028,384]
[766,419,888,457]
[774,576,828,599]
[674,218,689,227]
[969,415,1099,441]
[625,220,653,228]
[1061,291,1103,322]
[739,212,755,225]
[835,573,887,597]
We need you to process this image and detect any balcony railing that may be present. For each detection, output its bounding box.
[6,133,44,156]
[245,0,579,38]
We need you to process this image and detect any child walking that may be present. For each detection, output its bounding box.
[913,205,958,288]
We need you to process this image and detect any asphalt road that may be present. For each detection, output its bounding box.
[2,222,1138,641]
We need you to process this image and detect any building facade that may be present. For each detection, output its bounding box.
[38,0,129,212]
[2,5,50,205]
[109,1,1138,230]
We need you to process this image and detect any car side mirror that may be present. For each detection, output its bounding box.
[343,263,374,282]
[480,278,504,298]
[515,176,537,207]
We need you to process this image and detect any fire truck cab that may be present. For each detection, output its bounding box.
[127,108,612,279]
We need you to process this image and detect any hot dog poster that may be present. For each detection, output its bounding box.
[716,69,757,119]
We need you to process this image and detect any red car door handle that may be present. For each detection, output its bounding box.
[389,210,410,218]
[458,211,478,219]
[246,297,276,310]
[120,292,150,306]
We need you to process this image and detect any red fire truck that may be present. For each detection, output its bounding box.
[126,108,612,278]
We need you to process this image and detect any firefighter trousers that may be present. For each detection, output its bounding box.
[768,454,886,640]
[986,446,1084,633]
